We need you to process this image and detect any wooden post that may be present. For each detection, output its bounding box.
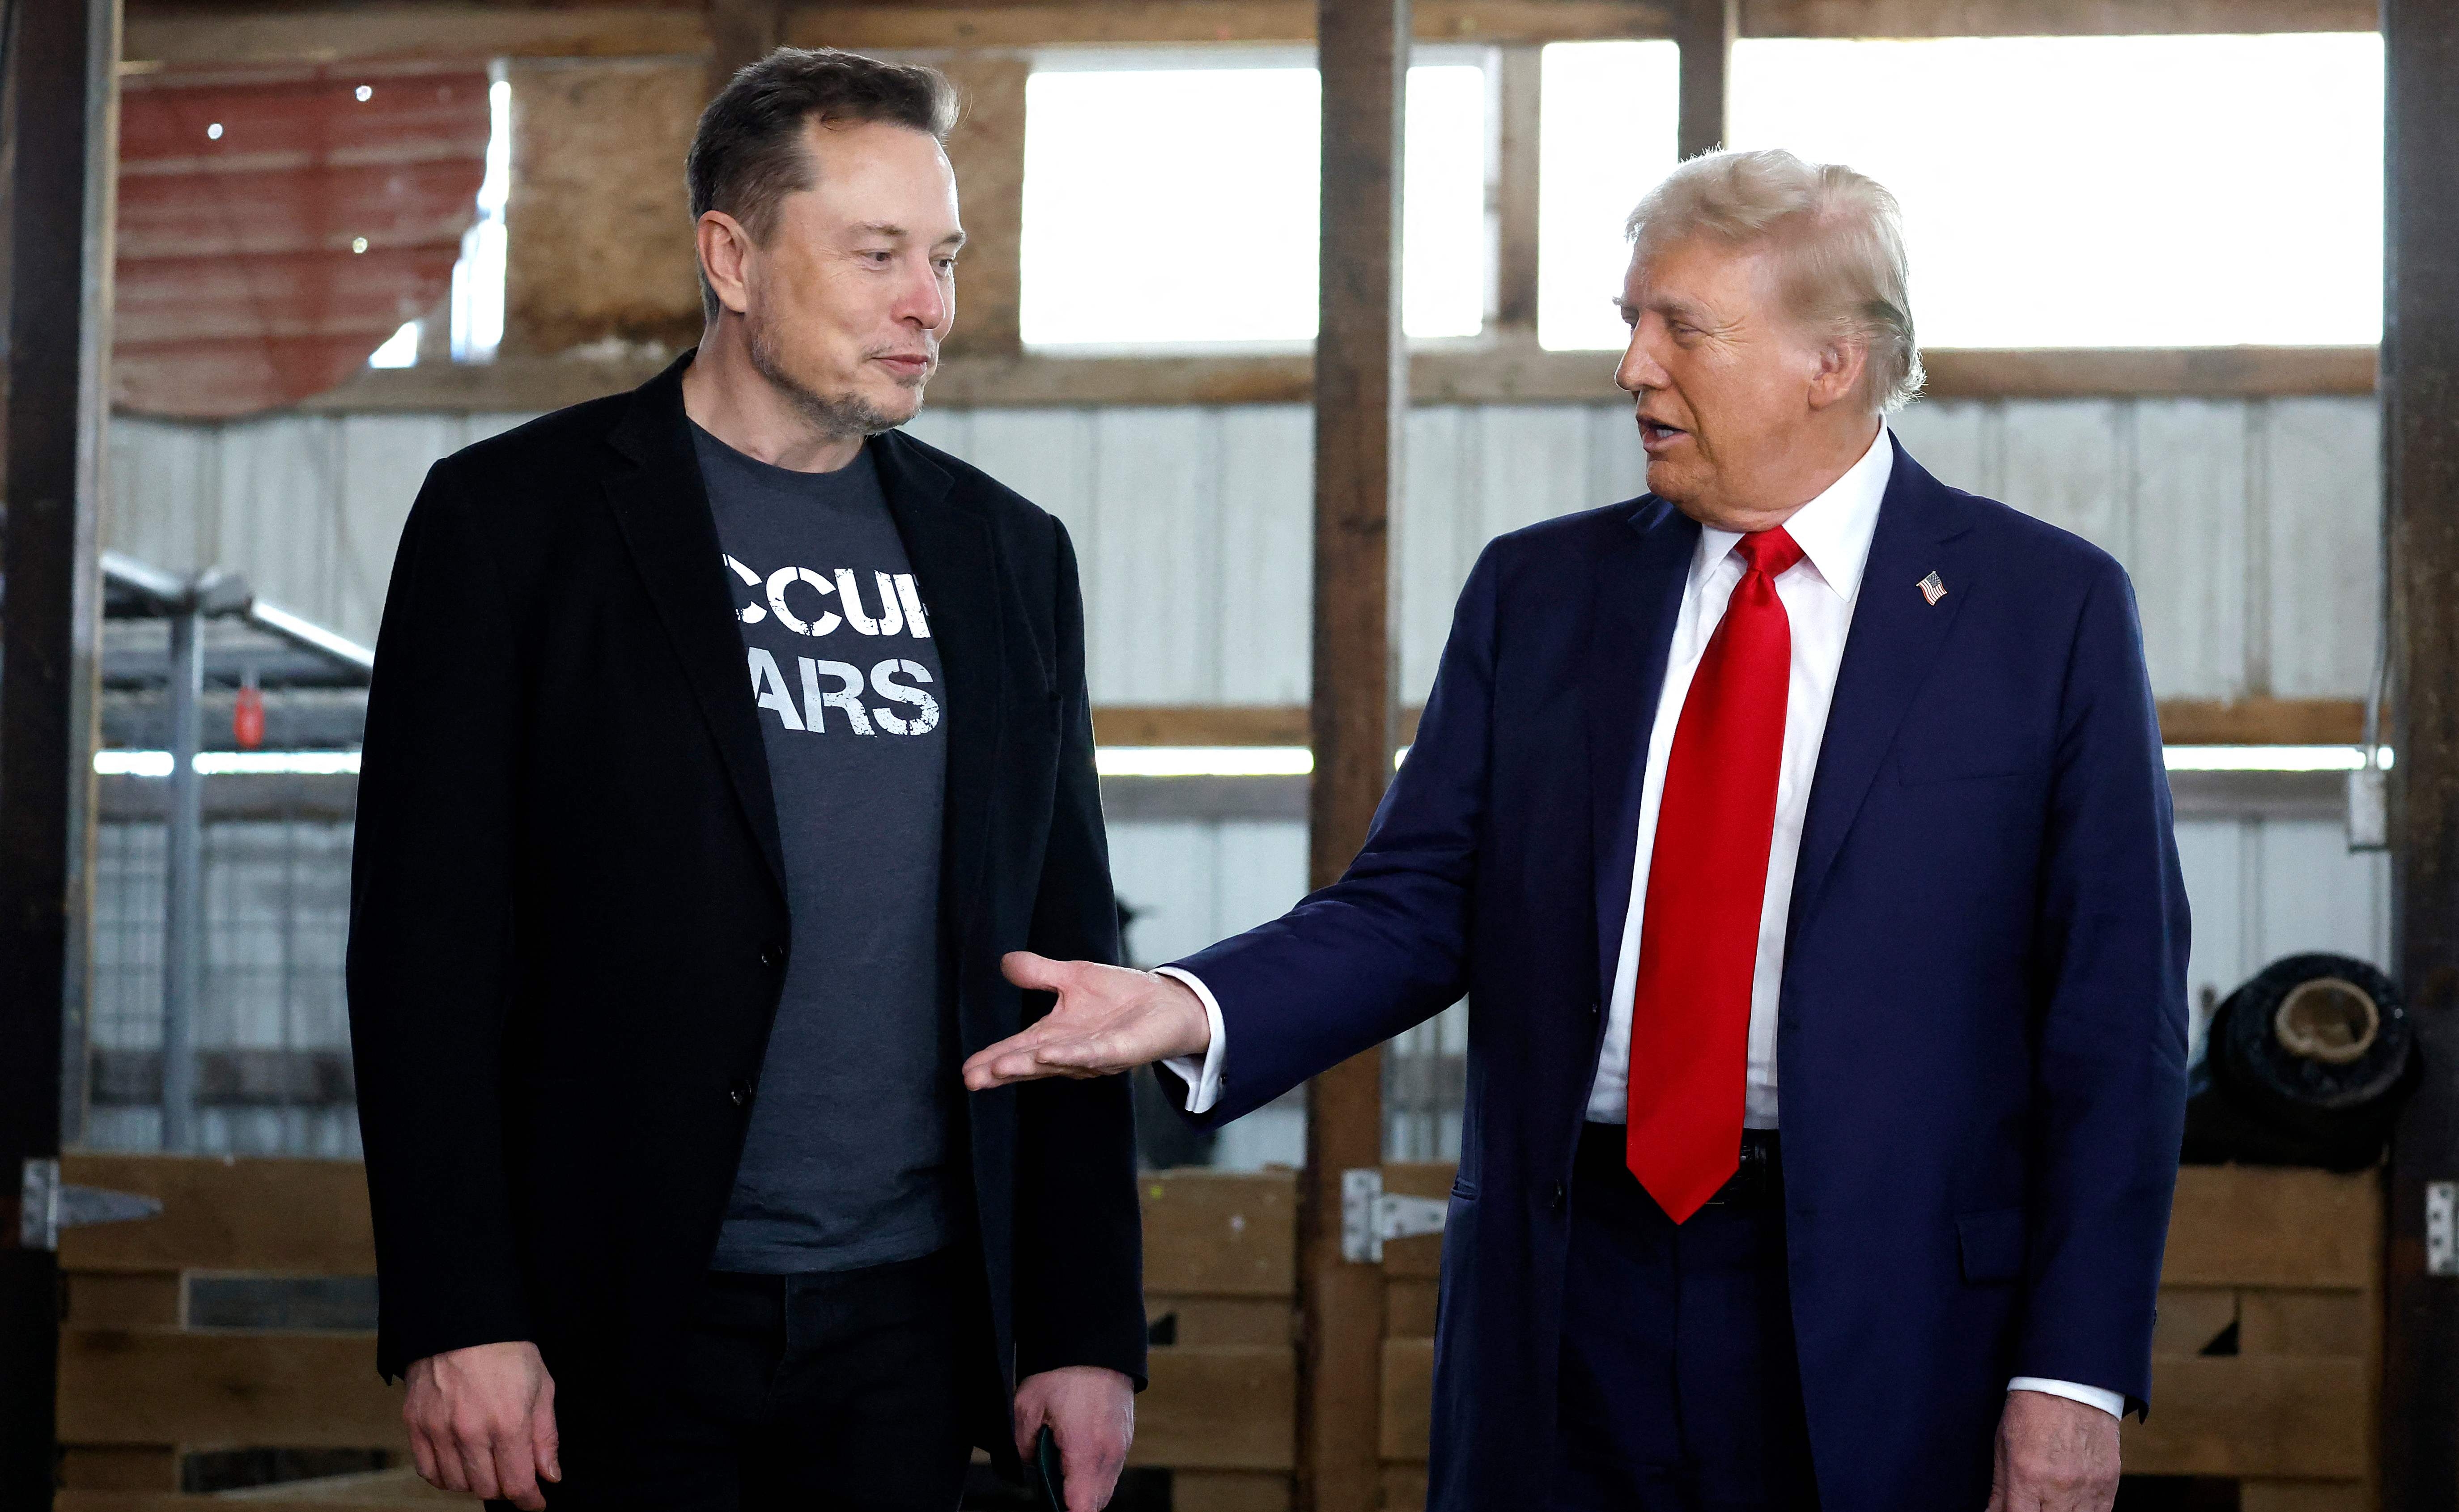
[1304,1,1406,1509]
[939,54,1030,359]
[1492,45,1542,335]
[705,0,783,98]
[2380,0,2459,1500]
[0,0,119,1502]
[1673,0,1736,161]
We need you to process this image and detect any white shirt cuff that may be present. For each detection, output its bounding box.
[2008,1378,2126,1419]
[1153,966,1226,1115]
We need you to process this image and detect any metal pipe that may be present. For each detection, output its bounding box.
[161,605,205,1153]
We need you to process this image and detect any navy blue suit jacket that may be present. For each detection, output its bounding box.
[1171,439,2190,1512]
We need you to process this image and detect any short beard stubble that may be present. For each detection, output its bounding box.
[745,302,925,442]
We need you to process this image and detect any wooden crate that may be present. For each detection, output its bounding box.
[1135,1167,1300,1512]
[55,1157,1303,1509]
[1374,1162,2383,1512]
[53,1153,429,1508]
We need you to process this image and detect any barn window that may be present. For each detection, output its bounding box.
[1019,55,1490,347]
[1537,33,2384,352]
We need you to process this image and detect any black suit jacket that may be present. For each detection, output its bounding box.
[346,353,1144,1456]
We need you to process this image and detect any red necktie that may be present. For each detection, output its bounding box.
[1626,527,1804,1223]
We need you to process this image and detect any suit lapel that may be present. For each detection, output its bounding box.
[871,431,1007,961]
[603,356,790,902]
[1788,440,1975,926]
[1588,497,1700,1001]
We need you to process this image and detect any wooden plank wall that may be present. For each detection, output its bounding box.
[106,395,2384,710]
[1370,1164,2385,1512]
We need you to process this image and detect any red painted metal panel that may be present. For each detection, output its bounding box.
[118,159,484,259]
[115,247,461,346]
[119,69,492,170]
[114,64,489,417]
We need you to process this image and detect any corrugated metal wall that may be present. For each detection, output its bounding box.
[109,395,2383,705]
[96,394,2387,1163]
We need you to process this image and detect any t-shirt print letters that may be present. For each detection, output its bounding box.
[726,554,941,738]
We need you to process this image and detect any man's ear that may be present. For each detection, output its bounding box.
[696,211,755,318]
[1806,335,1870,414]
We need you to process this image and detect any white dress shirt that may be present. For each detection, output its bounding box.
[1159,425,2121,1419]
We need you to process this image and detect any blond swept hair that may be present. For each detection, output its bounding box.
[1625,149,1924,413]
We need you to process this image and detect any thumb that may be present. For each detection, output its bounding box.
[1002,950,1074,994]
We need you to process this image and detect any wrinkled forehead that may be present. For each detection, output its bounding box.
[1619,232,1784,316]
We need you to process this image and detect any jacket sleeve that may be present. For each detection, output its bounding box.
[1012,515,1148,1387]
[1163,539,1501,1123]
[2013,557,2192,1415]
[346,459,531,1381]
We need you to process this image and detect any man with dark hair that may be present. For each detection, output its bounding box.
[348,47,1142,1512]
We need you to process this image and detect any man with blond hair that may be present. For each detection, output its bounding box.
[963,149,2187,1512]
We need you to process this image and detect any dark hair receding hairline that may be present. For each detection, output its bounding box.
[685,47,959,320]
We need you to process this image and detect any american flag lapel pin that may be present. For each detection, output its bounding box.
[1917,571,1947,606]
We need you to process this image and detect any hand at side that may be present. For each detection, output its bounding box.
[403,1340,560,1509]
[961,952,1211,1090]
[1985,1389,2119,1512]
[1015,1365,1135,1512]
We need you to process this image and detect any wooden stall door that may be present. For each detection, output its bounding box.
[1368,1162,2383,1512]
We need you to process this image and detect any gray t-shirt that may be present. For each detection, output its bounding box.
[693,425,953,1274]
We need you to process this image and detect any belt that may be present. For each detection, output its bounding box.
[1578,1123,1784,1210]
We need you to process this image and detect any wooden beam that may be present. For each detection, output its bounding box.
[939,54,1029,358]
[707,0,785,98]
[790,1,1674,48]
[122,5,714,67]
[1673,0,1736,158]
[119,0,2378,67]
[298,342,2380,414]
[2381,0,2459,1495]
[0,0,117,1502]
[1302,0,1404,1508]
[1491,46,1542,333]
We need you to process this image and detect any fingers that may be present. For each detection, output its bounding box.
[491,1424,544,1511]
[407,1416,440,1490]
[456,1429,503,1502]
[1002,950,1075,993]
[1012,1384,1051,1463]
[533,1378,563,1485]
[964,1030,1115,1091]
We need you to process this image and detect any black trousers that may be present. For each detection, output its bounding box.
[1549,1124,1821,1512]
[531,1248,977,1511]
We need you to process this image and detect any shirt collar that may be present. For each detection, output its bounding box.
[1693,423,1894,604]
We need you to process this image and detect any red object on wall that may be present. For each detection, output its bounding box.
[115,63,492,418]
[233,679,266,751]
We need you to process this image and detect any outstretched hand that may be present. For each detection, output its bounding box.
[962,952,1212,1090]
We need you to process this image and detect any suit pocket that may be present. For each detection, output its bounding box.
[1897,748,2046,786]
[1450,1177,1478,1201]
[1956,1207,2027,1283]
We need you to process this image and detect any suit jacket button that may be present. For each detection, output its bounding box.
[758,943,783,969]
[727,1083,750,1107]
[1549,1181,1567,1211]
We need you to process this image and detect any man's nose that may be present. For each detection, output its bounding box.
[1616,331,1667,394]
[896,261,951,334]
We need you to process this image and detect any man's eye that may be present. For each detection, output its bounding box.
[935,258,958,274]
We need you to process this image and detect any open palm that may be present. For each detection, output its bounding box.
[962,951,1210,1090]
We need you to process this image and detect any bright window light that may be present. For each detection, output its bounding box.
[1537,41,1680,352]
[1538,34,2383,351]
[1020,60,1488,346]
[451,75,512,362]
[2164,745,2391,772]
[368,320,420,368]
[96,750,364,777]
[1096,746,1313,778]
